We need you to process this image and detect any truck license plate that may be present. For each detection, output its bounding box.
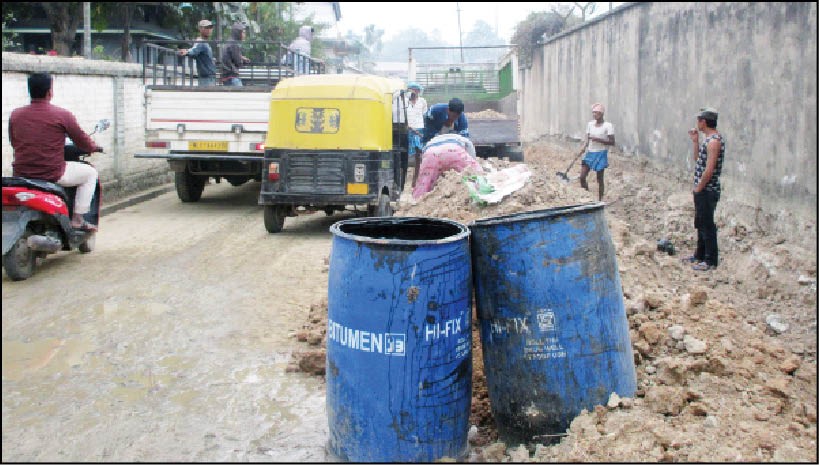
[189,141,228,151]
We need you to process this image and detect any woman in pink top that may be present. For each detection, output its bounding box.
[412,134,482,199]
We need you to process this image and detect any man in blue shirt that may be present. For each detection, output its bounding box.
[422,98,469,144]
[178,19,217,86]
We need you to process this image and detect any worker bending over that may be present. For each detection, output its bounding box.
[412,133,483,199]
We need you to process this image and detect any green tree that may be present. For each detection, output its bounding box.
[41,2,83,56]
[246,2,330,61]
[380,27,451,63]
[463,20,506,63]
[358,24,384,72]
[2,8,22,51]
[89,3,206,61]
[511,10,577,68]
[573,2,598,21]
[165,3,217,40]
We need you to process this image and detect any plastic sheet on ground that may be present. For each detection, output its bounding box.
[465,164,532,205]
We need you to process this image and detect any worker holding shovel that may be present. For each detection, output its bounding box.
[575,103,615,201]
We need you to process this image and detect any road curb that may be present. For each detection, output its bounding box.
[101,184,175,216]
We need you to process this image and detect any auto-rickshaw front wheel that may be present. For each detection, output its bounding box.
[264,205,286,233]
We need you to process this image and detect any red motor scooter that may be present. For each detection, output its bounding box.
[2,119,109,281]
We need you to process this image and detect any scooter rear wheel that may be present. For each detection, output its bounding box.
[3,229,35,281]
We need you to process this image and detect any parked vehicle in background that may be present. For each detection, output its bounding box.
[259,74,409,233]
[134,40,326,202]
[408,45,523,161]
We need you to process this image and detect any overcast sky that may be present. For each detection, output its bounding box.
[334,2,625,44]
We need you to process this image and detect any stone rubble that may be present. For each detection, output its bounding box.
[288,137,816,462]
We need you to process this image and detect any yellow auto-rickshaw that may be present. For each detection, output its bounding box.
[259,74,408,233]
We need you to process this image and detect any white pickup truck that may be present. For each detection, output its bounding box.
[134,41,325,202]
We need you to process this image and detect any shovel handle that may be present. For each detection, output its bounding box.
[562,151,585,175]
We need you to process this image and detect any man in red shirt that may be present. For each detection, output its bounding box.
[10,73,102,231]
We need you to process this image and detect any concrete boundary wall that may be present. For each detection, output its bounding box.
[2,53,172,200]
[521,2,817,227]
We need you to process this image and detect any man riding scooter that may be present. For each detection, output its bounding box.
[9,73,103,231]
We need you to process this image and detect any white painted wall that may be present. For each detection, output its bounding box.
[2,54,172,199]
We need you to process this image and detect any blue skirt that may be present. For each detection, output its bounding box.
[583,150,609,171]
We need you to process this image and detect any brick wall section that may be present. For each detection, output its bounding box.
[2,53,172,200]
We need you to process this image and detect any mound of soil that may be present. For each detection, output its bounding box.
[396,157,594,224]
[466,110,511,120]
[290,136,817,462]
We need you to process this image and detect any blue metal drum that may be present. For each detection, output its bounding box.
[327,217,473,462]
[469,203,637,446]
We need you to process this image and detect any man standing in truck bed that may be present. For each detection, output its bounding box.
[220,22,251,86]
[178,19,217,87]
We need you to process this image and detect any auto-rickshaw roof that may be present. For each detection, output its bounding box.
[271,74,405,102]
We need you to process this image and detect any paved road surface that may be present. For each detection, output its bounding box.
[2,181,347,461]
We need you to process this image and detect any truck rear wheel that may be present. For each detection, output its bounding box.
[225,176,249,187]
[506,148,524,162]
[264,206,286,233]
[175,171,206,202]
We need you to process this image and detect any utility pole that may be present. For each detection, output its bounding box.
[495,5,499,37]
[83,2,91,57]
[456,2,464,63]
[215,2,222,43]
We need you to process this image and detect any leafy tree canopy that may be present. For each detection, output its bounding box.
[510,7,583,68]
[2,2,331,61]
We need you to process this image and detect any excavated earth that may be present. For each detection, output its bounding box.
[289,136,817,462]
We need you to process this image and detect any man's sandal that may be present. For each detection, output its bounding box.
[681,254,699,263]
[71,219,98,232]
[692,261,714,271]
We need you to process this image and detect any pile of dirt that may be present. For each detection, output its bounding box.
[287,301,328,377]
[466,110,510,120]
[395,157,594,224]
[290,136,817,462]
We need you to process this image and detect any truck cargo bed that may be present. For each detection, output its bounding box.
[468,118,520,145]
[145,87,272,133]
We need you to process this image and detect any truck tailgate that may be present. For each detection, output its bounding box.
[146,88,271,133]
[468,118,520,145]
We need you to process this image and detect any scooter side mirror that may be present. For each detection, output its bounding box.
[96,119,111,133]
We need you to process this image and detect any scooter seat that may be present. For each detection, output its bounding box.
[2,176,69,202]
